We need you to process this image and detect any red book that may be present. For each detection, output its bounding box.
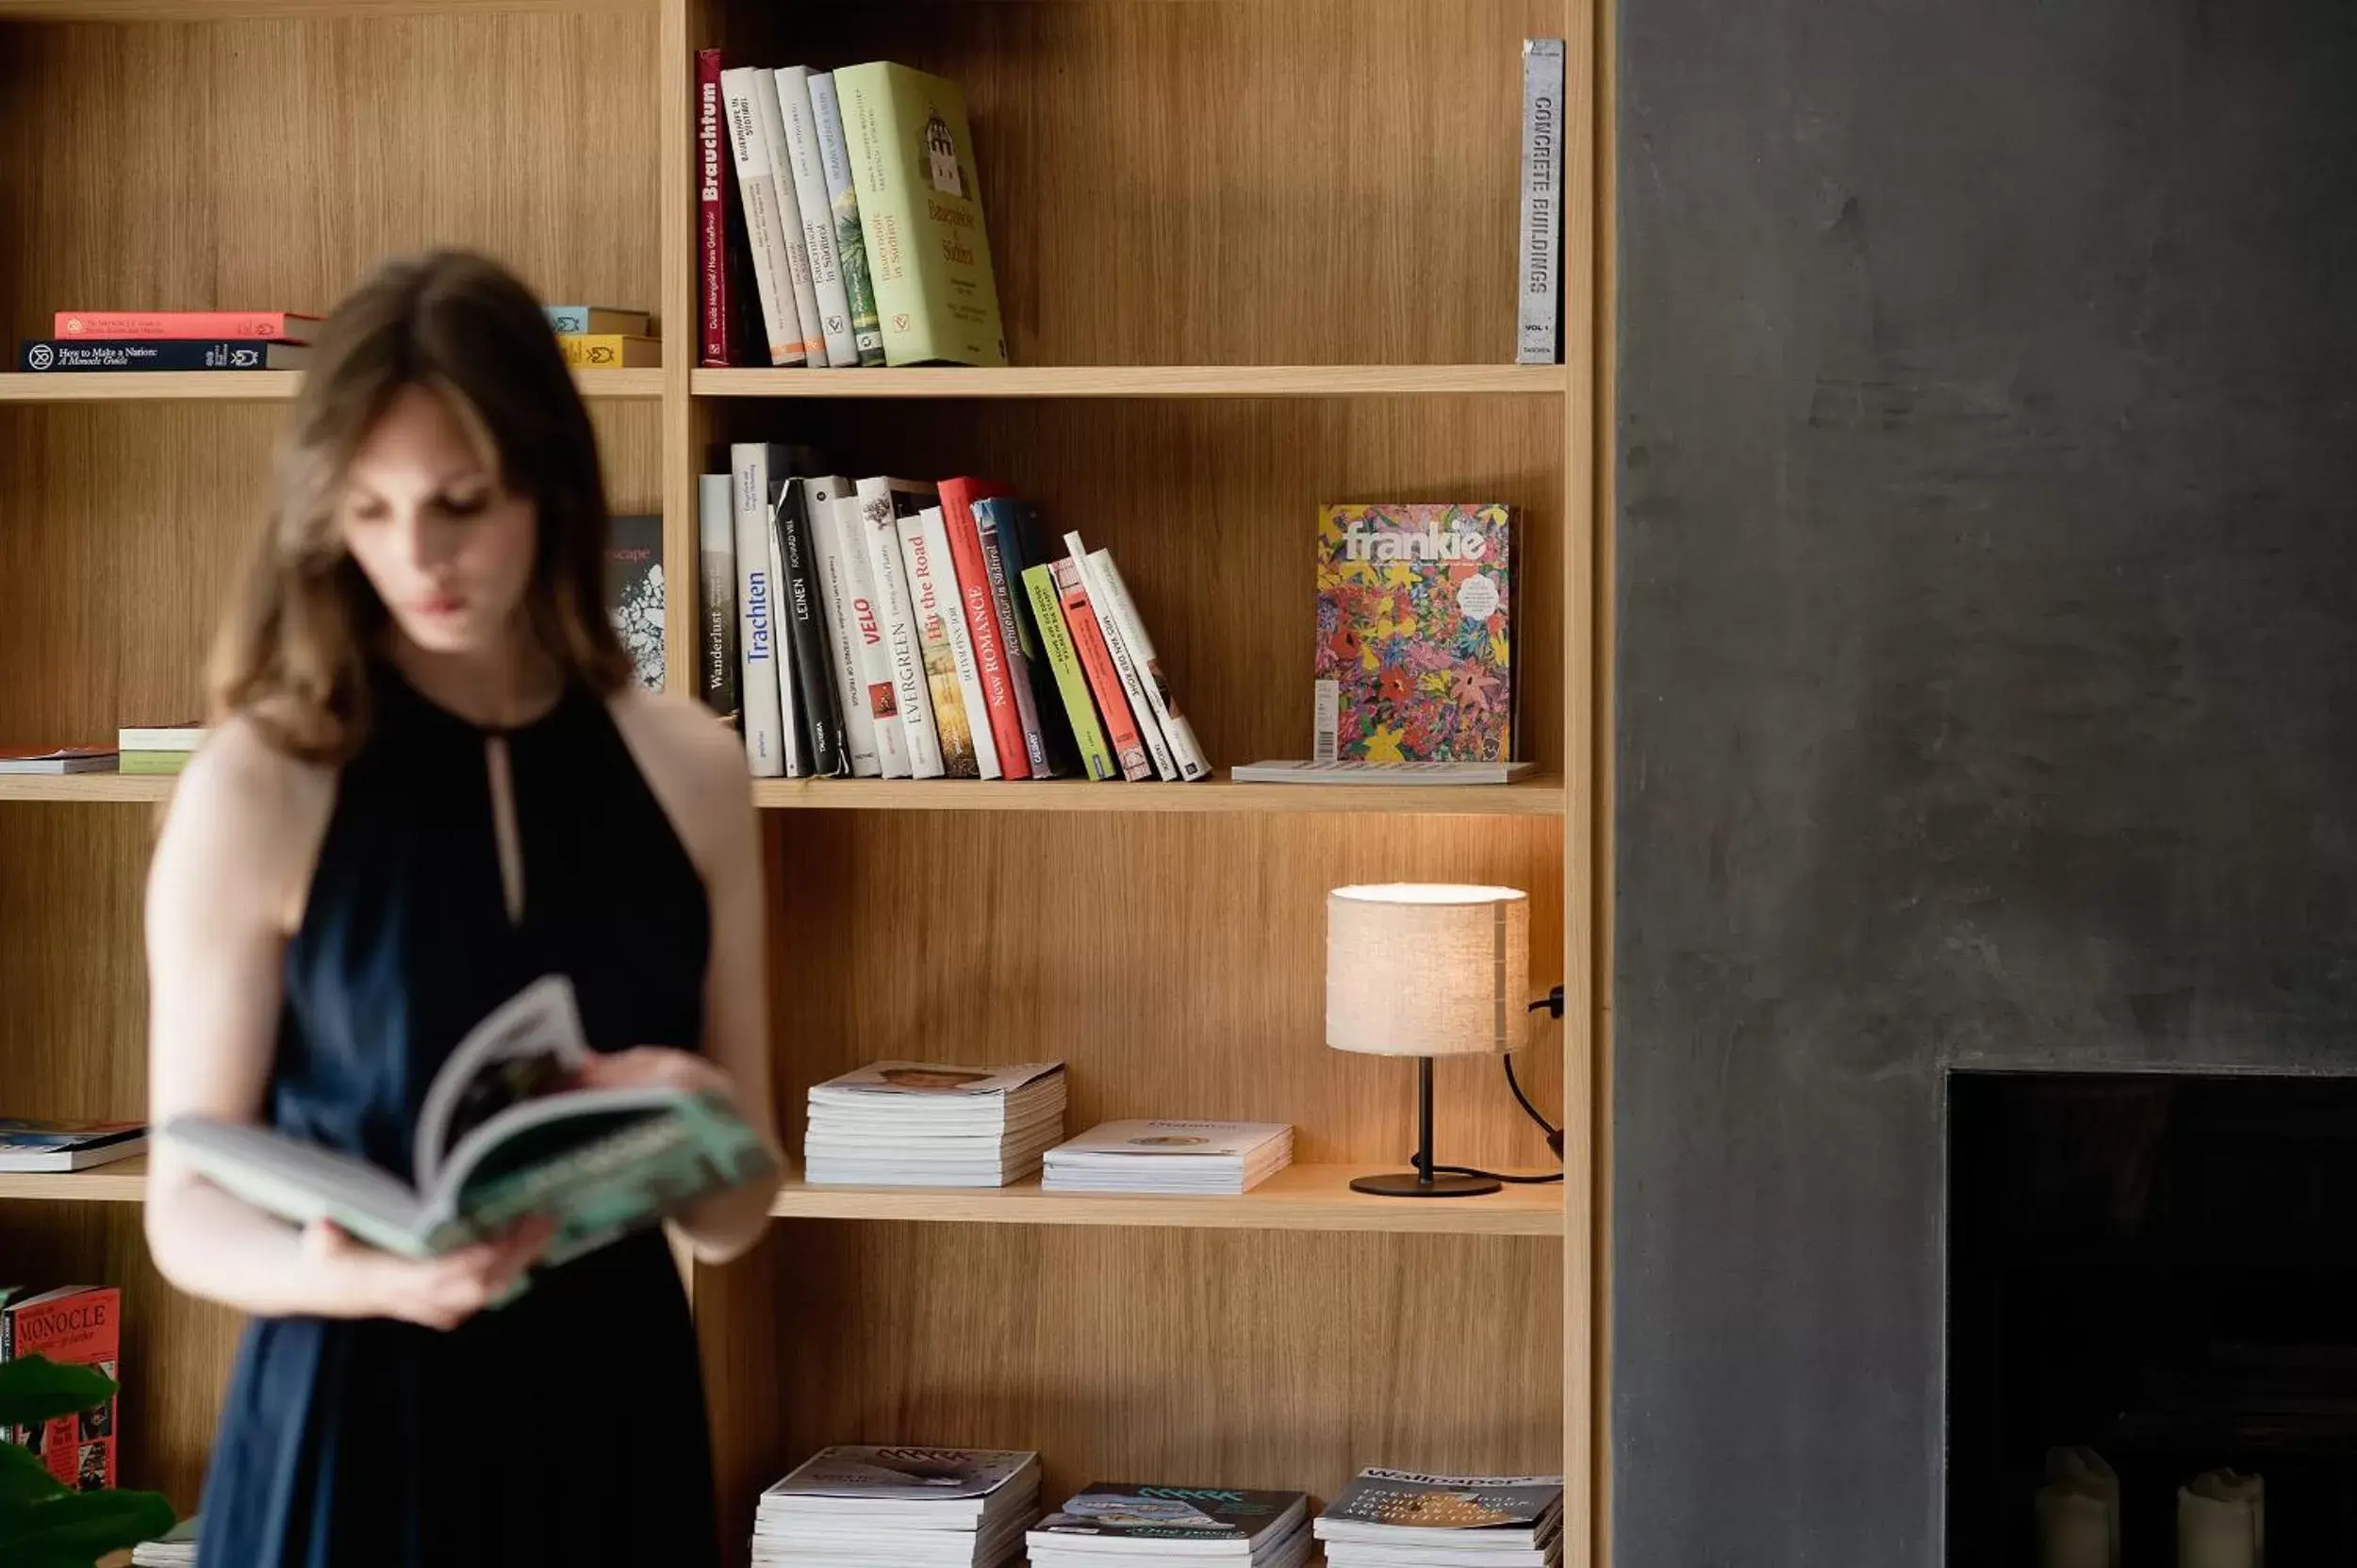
[937,477,1031,779]
[1,1285,121,1492]
[1050,556,1153,781]
[695,49,733,368]
[53,310,317,341]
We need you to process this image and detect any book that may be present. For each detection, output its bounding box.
[835,61,1010,368]
[555,333,660,369]
[160,975,775,1269]
[898,506,982,778]
[54,309,317,340]
[1230,760,1536,785]
[545,305,651,337]
[20,338,308,371]
[920,505,1001,779]
[698,471,741,723]
[1,1285,121,1491]
[939,478,1030,778]
[719,65,808,367]
[858,476,946,779]
[1041,1120,1294,1197]
[753,1445,1041,1567]
[119,752,193,776]
[776,476,846,775]
[823,491,911,777]
[1022,564,1116,782]
[696,49,737,367]
[1088,547,1211,782]
[807,70,889,366]
[751,66,831,367]
[1314,503,1514,763]
[1516,40,1567,367]
[116,724,206,752]
[775,66,859,368]
[1029,1484,1312,1564]
[0,1118,145,1172]
[1065,531,1178,782]
[732,444,788,776]
[606,512,664,691]
[980,500,1076,778]
[804,1062,1067,1187]
[131,1515,199,1566]
[1314,1470,1566,1564]
[803,474,882,776]
[1050,556,1152,781]
[0,746,115,775]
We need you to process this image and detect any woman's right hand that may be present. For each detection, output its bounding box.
[299,1214,555,1329]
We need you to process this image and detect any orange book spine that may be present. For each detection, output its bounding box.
[1050,557,1151,781]
[54,310,316,340]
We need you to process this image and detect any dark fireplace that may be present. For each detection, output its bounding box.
[1949,1072,2357,1564]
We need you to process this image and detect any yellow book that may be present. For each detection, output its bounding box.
[556,334,662,369]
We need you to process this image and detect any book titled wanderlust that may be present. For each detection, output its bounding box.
[160,977,774,1276]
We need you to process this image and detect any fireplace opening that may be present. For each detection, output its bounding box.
[1948,1071,2357,1566]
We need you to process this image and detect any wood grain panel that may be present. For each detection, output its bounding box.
[711,395,1567,773]
[0,806,152,1119]
[703,0,1562,367]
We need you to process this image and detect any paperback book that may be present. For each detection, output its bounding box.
[21,339,309,371]
[0,1117,146,1172]
[1314,1470,1566,1568]
[606,512,665,691]
[1030,1484,1311,1565]
[1041,1120,1294,1197]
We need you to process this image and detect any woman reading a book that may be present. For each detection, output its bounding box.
[140,250,784,1567]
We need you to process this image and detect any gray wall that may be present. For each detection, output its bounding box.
[1610,0,2357,1560]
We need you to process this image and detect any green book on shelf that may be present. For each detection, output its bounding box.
[834,60,1010,368]
[118,751,191,775]
[1022,564,1116,782]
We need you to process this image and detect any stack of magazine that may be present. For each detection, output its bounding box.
[750,1445,1040,1568]
[802,1063,1066,1186]
[1028,1483,1311,1565]
[1041,1121,1294,1197]
[131,1517,200,1565]
[1313,1470,1567,1567]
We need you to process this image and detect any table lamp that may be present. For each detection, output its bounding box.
[1327,883,1530,1197]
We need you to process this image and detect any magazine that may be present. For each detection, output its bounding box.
[0,1117,146,1172]
[160,976,775,1271]
[756,1445,1042,1529]
[1030,1483,1310,1560]
[1314,1469,1565,1547]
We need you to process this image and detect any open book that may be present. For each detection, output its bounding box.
[159,976,775,1271]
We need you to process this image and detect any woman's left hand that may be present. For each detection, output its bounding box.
[573,1046,739,1104]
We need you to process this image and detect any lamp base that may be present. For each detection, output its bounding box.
[1349,1169,1502,1198]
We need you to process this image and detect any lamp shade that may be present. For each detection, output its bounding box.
[1325,883,1530,1058]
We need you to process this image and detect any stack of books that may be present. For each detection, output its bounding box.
[702,458,1209,786]
[1041,1121,1294,1197]
[750,1445,1040,1568]
[1027,1484,1312,1567]
[118,725,208,777]
[132,1518,200,1566]
[1313,1470,1567,1568]
[20,310,315,373]
[0,1117,147,1173]
[0,746,114,776]
[547,305,659,369]
[803,1063,1066,1187]
[697,54,1004,369]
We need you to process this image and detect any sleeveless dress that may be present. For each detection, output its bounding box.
[196,663,721,1567]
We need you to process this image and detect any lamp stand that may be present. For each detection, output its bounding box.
[1349,1058,1502,1197]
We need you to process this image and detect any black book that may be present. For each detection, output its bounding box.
[22,338,310,371]
[985,499,1081,780]
[772,476,846,776]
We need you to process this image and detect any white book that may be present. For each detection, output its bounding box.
[802,474,881,777]
[730,445,787,776]
[1082,545,1209,782]
[807,69,886,365]
[750,67,830,367]
[775,66,859,368]
[824,494,911,778]
[696,472,738,724]
[910,505,1000,779]
[1516,39,1567,366]
[717,66,805,367]
[1063,531,1176,781]
[856,477,945,779]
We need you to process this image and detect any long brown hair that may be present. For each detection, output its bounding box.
[209,248,632,762]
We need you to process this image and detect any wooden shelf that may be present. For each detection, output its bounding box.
[0,368,663,404]
[0,1156,146,1204]
[693,364,1567,401]
[770,1163,1564,1236]
[0,1,644,18]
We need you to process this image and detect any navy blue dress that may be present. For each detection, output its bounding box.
[196,664,720,1567]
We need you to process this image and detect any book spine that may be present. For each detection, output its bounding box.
[1052,557,1152,781]
[805,477,882,776]
[1022,565,1117,781]
[806,71,889,367]
[971,501,1053,776]
[53,310,311,339]
[545,307,649,336]
[860,486,945,778]
[829,495,912,777]
[765,501,811,776]
[751,68,829,366]
[554,334,659,368]
[719,67,805,367]
[20,338,302,371]
[696,50,733,367]
[939,481,1030,778]
[1088,548,1211,782]
[777,479,845,774]
[777,67,859,369]
[898,511,982,778]
[731,446,787,775]
[697,472,739,723]
[920,506,1003,779]
[1516,39,1566,366]
[1067,531,1177,781]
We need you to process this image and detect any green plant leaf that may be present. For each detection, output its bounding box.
[0,1437,72,1510]
[0,1487,178,1565]
[0,1354,120,1430]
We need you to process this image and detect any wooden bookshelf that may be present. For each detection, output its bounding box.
[0,0,1603,1560]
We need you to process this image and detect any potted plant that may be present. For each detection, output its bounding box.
[0,1354,176,1568]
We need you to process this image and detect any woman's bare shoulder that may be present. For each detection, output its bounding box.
[153,716,338,920]
[604,687,752,868]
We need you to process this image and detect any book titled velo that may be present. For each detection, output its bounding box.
[159,977,774,1279]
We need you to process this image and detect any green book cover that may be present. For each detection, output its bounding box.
[1024,565,1116,781]
[835,61,1010,369]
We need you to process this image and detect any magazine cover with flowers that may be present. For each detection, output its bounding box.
[1314,503,1514,762]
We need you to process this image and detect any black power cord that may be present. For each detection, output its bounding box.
[1411,986,1569,1186]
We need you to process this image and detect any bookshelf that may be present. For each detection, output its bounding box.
[0,1,1601,1564]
